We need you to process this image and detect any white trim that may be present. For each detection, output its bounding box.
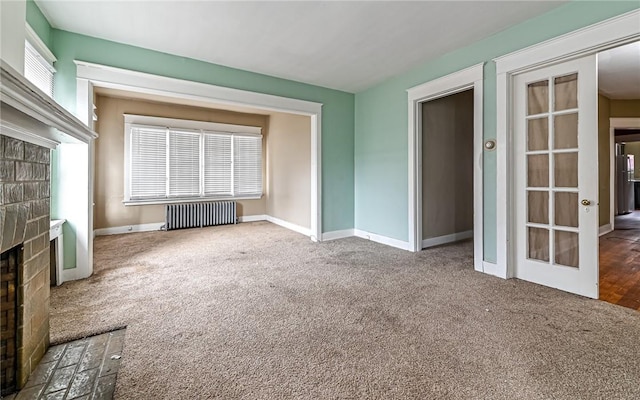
[123,114,262,135]
[495,10,640,280]
[266,216,311,237]
[321,229,355,241]
[354,229,411,251]
[609,117,640,229]
[421,230,473,249]
[494,10,640,74]
[123,196,263,206]
[61,266,87,282]
[0,119,58,149]
[24,23,56,65]
[482,261,500,277]
[49,219,64,286]
[1,61,96,144]
[94,222,164,236]
[75,61,322,245]
[406,63,484,273]
[599,224,613,236]
[238,214,268,223]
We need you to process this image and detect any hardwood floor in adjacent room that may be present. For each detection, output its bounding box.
[599,211,640,311]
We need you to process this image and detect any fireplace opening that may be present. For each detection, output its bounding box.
[1,244,21,396]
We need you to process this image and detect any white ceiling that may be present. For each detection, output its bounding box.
[599,41,640,100]
[36,1,567,93]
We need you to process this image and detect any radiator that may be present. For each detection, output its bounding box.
[165,201,237,230]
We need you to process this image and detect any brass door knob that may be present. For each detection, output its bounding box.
[581,199,591,206]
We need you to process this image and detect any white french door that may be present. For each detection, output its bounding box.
[513,55,599,299]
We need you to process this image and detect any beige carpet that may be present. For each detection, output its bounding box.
[50,222,640,399]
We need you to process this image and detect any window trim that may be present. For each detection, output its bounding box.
[123,114,263,205]
[25,23,57,66]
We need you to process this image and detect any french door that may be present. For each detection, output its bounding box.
[513,55,599,299]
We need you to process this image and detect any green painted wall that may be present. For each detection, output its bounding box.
[354,1,639,263]
[49,29,355,268]
[25,0,52,48]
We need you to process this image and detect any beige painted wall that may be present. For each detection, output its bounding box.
[266,112,311,229]
[421,89,474,239]
[598,94,611,227]
[94,95,268,229]
[610,99,640,117]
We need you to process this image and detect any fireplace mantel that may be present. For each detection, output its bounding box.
[0,60,97,147]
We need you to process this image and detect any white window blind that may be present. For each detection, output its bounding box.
[24,40,55,97]
[169,130,201,197]
[126,119,262,203]
[234,136,263,197]
[204,134,232,196]
[130,126,167,199]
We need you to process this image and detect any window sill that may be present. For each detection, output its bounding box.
[123,196,262,206]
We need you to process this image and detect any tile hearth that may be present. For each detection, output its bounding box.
[6,329,125,400]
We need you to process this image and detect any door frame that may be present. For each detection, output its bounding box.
[494,9,640,279]
[609,117,640,232]
[74,61,323,281]
[407,63,484,272]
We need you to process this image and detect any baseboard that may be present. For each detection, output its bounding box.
[94,222,164,236]
[599,223,613,236]
[265,215,311,237]
[482,261,501,277]
[321,229,354,241]
[421,230,473,249]
[353,229,410,251]
[238,214,267,223]
[61,266,89,283]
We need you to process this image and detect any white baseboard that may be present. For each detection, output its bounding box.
[353,229,410,251]
[421,230,473,249]
[61,266,90,283]
[94,222,164,236]
[238,214,267,223]
[265,215,311,237]
[321,229,354,241]
[482,261,501,278]
[599,223,613,236]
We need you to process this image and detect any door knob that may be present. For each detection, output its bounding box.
[581,199,591,206]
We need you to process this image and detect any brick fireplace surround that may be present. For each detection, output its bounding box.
[1,134,52,393]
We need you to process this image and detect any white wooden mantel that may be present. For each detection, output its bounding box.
[1,60,98,283]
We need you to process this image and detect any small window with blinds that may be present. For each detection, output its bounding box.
[124,116,262,204]
[24,40,55,98]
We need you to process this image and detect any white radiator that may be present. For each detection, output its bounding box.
[165,201,237,230]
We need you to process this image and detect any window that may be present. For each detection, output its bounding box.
[124,115,263,204]
[24,24,56,97]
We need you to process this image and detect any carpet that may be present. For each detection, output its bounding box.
[50,221,640,399]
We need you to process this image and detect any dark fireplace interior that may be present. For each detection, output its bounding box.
[1,244,21,396]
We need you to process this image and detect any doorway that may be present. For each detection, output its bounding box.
[407,64,484,271]
[598,41,640,310]
[421,89,474,249]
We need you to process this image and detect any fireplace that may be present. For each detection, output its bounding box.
[0,135,52,395]
[1,60,96,394]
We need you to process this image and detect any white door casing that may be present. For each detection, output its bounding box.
[513,55,598,298]
[407,63,484,272]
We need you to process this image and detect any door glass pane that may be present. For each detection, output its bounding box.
[554,113,578,149]
[528,227,549,262]
[554,230,579,267]
[554,73,578,111]
[554,153,578,188]
[528,154,549,187]
[528,117,548,151]
[528,80,549,115]
[528,191,549,224]
[554,192,578,227]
